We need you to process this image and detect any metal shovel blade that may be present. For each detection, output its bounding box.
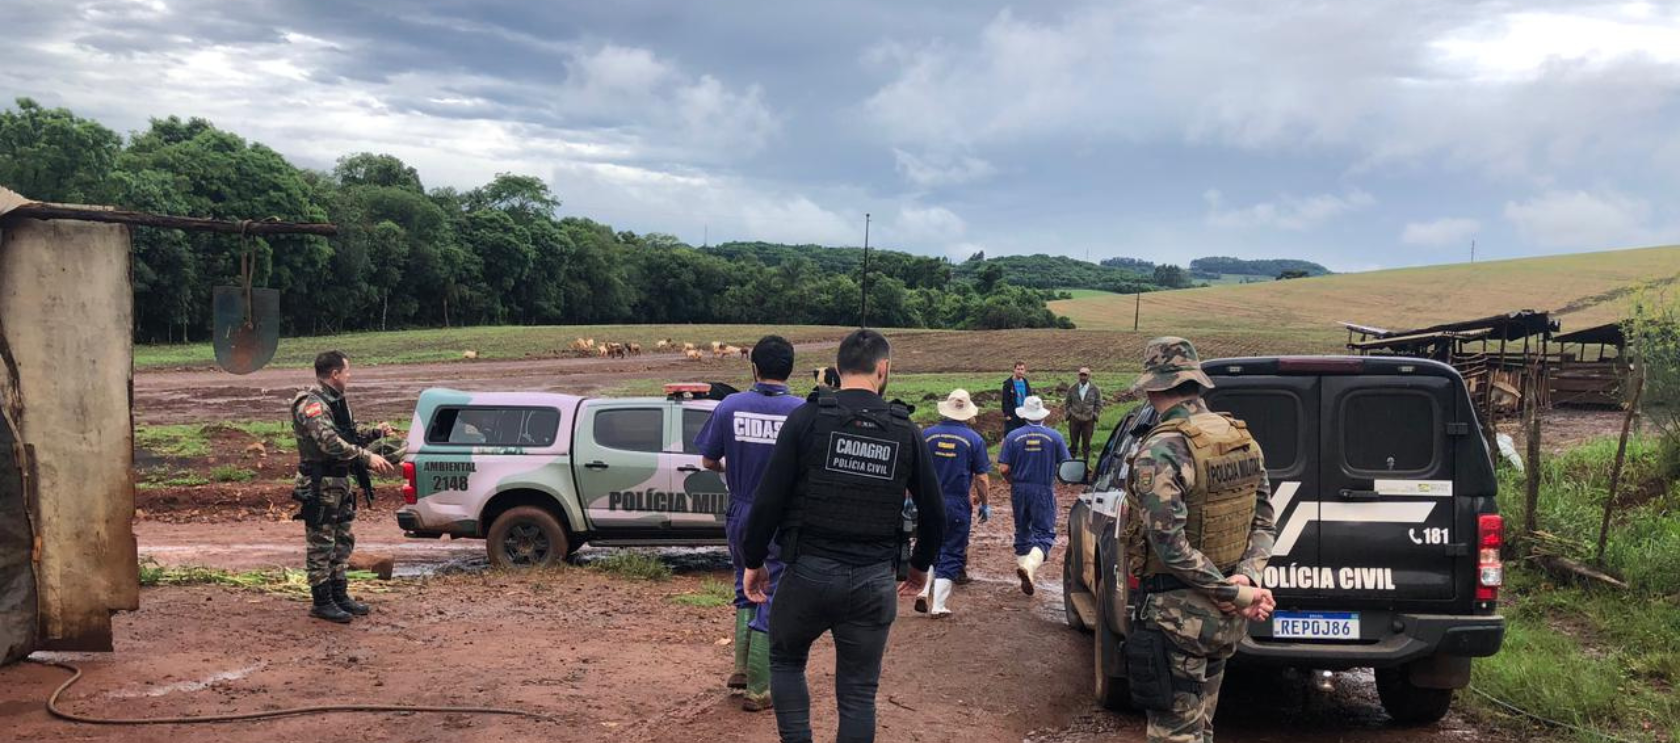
[212,286,280,374]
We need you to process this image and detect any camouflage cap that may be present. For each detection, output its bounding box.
[1129,336,1216,394]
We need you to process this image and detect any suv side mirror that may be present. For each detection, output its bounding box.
[1057,458,1089,485]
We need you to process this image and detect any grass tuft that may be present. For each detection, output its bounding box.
[587,552,673,582]
[668,578,734,607]
[210,465,257,483]
[137,557,382,599]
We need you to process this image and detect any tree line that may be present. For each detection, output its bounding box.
[0,98,1086,342]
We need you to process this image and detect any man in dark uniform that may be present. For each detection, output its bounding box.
[913,388,990,618]
[292,351,397,623]
[742,328,945,743]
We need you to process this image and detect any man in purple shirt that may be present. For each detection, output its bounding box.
[695,335,802,713]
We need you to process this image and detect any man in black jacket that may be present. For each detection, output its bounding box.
[743,328,946,743]
[1001,361,1033,434]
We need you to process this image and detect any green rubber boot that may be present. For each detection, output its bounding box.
[726,607,751,690]
[742,629,773,712]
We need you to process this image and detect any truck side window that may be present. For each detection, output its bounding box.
[426,407,560,447]
[1091,407,1139,492]
[1207,391,1301,471]
[596,408,665,453]
[1342,391,1436,473]
[682,409,712,455]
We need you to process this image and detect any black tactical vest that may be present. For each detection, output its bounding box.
[787,392,918,541]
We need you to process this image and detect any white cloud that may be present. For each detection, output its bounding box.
[552,161,859,247]
[0,25,777,192]
[892,148,996,188]
[1502,190,1658,249]
[1401,217,1481,246]
[885,204,967,248]
[860,3,1680,178]
[1205,188,1375,231]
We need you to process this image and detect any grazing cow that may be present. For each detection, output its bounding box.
[683,342,696,352]
[684,349,704,361]
[655,339,670,351]
[597,346,610,358]
[463,350,479,360]
[710,341,722,353]
[629,343,642,356]
[739,346,750,359]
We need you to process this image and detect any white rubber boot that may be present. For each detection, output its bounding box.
[930,578,954,617]
[1015,552,1036,596]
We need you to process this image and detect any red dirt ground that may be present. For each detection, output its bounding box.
[2,486,1500,743]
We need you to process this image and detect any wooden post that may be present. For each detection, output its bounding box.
[1596,372,1645,567]
[1522,384,1542,545]
[1133,293,1141,332]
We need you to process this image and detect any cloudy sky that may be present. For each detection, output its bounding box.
[5,0,1680,271]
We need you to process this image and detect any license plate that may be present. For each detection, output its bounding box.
[1272,611,1360,640]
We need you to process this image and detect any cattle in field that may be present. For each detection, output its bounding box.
[684,349,704,361]
[655,339,670,351]
[628,343,642,356]
[462,350,479,360]
[739,346,750,359]
[683,342,696,352]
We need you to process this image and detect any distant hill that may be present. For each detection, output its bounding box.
[1051,245,1680,343]
[1189,256,1332,278]
[953,253,1154,293]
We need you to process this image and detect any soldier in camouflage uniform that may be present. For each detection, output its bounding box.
[1124,337,1277,743]
[293,351,400,623]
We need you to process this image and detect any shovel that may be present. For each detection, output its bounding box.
[212,247,279,374]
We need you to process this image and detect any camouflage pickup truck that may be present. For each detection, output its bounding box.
[395,384,731,566]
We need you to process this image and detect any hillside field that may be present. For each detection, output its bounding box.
[1053,244,1680,341]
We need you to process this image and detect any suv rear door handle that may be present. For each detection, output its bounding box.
[1338,489,1380,501]
[584,461,609,470]
[677,465,701,473]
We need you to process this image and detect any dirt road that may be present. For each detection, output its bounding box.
[2,486,1499,743]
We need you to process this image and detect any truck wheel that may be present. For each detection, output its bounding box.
[1063,548,1089,631]
[486,506,569,569]
[1376,666,1454,725]
[1091,575,1131,711]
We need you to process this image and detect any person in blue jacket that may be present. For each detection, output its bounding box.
[1000,361,1033,434]
[998,395,1070,595]
[914,389,991,618]
[695,335,804,712]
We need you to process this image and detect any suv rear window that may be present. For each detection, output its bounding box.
[1210,391,1301,470]
[1341,391,1436,473]
[596,408,665,453]
[427,406,560,447]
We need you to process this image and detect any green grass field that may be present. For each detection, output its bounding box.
[134,324,859,370]
[1053,244,1680,339]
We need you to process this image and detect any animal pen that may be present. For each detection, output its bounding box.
[1341,311,1561,430]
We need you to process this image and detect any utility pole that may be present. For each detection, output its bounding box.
[1134,292,1141,332]
[860,213,871,328]
[1471,239,1476,264]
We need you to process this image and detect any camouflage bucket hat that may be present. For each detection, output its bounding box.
[1130,336,1216,394]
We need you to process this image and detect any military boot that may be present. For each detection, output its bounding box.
[331,578,370,616]
[726,607,751,690]
[742,629,773,712]
[309,583,352,624]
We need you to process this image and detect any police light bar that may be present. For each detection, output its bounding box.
[665,383,712,399]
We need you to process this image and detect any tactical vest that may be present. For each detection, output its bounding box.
[1124,410,1264,579]
[785,392,918,543]
[291,387,358,465]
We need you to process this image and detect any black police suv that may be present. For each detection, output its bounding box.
[1058,356,1505,725]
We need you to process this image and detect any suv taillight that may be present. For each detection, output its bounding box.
[1476,514,1503,602]
[401,461,417,505]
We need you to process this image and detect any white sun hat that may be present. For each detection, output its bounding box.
[1015,395,1051,421]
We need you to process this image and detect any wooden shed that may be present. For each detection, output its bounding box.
[1549,323,1628,408]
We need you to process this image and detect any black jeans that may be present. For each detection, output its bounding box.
[768,555,897,743]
